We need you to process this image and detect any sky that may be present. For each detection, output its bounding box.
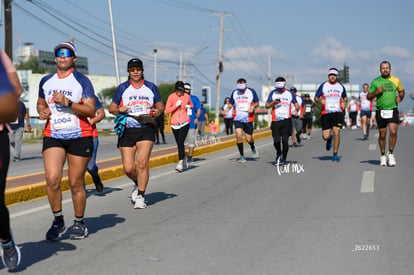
[2,0,414,112]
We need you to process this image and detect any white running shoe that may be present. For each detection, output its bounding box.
[134,195,147,209]
[380,155,387,167]
[252,148,259,158]
[131,187,138,203]
[175,163,183,172]
[387,152,396,167]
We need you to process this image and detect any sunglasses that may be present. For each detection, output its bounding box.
[55,49,74,58]
[128,67,142,72]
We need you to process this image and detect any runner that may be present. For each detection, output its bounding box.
[348,96,359,129]
[227,78,260,163]
[301,93,314,139]
[289,87,303,147]
[109,58,164,208]
[165,81,192,172]
[314,68,348,162]
[154,111,166,144]
[183,83,201,164]
[265,77,299,164]
[197,103,207,137]
[37,42,96,240]
[367,61,405,167]
[0,49,21,271]
[86,96,105,192]
[359,83,373,140]
[220,97,234,135]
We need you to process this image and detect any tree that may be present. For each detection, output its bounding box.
[157,82,175,103]
[15,56,50,74]
[100,86,117,100]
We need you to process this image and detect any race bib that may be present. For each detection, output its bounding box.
[238,103,249,112]
[51,112,78,130]
[276,106,289,119]
[326,102,340,112]
[130,104,149,116]
[10,118,18,124]
[186,105,192,116]
[380,110,393,119]
[305,106,311,113]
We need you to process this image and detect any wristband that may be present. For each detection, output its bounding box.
[67,100,73,108]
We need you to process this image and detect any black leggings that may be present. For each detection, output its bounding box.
[172,124,190,160]
[0,131,11,241]
[271,120,292,158]
[224,118,233,135]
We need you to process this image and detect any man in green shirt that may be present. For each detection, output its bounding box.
[368,61,405,167]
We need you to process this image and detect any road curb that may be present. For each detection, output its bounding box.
[6,129,272,206]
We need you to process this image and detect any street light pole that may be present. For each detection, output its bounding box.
[153,49,158,85]
[4,0,13,59]
[107,0,120,84]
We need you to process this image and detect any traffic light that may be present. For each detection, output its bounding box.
[201,86,210,104]
[344,65,349,83]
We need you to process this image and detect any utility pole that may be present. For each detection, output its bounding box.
[108,0,120,84]
[212,12,231,122]
[153,49,158,85]
[267,53,271,88]
[179,52,183,80]
[267,53,272,123]
[4,0,13,59]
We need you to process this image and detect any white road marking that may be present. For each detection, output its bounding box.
[360,170,375,193]
[10,198,73,218]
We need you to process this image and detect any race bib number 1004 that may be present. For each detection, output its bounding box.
[51,112,78,130]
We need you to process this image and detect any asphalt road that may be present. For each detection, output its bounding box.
[4,126,414,274]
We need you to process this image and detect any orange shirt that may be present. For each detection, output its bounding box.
[165,92,193,127]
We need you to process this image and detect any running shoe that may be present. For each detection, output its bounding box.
[380,155,387,167]
[134,195,147,209]
[187,156,193,164]
[131,186,138,203]
[332,154,340,162]
[175,163,183,172]
[278,156,287,165]
[1,237,21,271]
[363,135,368,140]
[387,152,396,167]
[325,135,333,151]
[46,218,66,241]
[296,133,301,144]
[273,154,282,165]
[293,142,298,148]
[69,221,88,240]
[237,156,246,163]
[252,148,259,158]
[183,158,188,170]
[93,176,104,192]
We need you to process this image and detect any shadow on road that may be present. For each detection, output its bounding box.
[86,187,122,198]
[313,156,335,161]
[62,213,126,238]
[360,159,380,166]
[145,191,177,206]
[4,240,76,272]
